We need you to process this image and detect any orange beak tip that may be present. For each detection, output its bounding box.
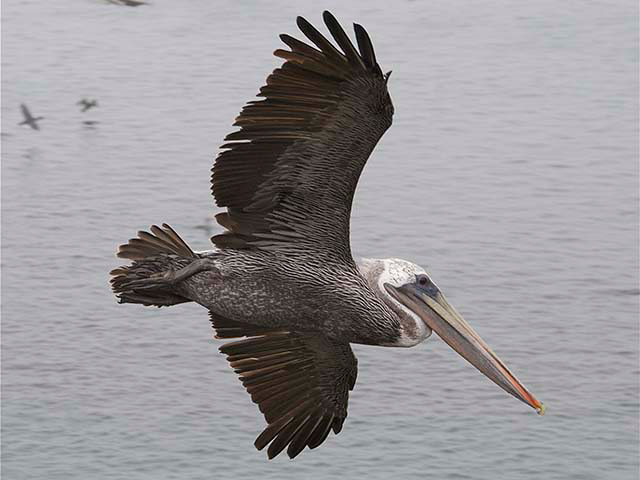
[536,402,546,416]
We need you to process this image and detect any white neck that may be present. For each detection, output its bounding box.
[358,258,432,347]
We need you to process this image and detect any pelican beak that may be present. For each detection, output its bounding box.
[387,283,544,414]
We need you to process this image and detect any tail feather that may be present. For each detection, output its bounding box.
[111,224,195,307]
[117,223,195,261]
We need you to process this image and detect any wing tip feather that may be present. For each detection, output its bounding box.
[211,11,390,250]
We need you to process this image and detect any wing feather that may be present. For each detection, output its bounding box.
[211,312,358,459]
[322,11,367,69]
[210,11,393,264]
[354,23,382,75]
[295,16,350,67]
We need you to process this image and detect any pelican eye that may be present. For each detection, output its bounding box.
[416,274,430,287]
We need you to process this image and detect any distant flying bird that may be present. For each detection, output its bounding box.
[18,104,43,130]
[77,99,98,112]
[106,0,147,6]
[110,11,544,460]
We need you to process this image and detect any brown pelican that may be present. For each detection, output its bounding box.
[18,104,43,130]
[110,11,544,459]
[77,98,98,112]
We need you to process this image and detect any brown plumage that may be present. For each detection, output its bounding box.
[113,11,400,459]
[211,312,357,459]
[111,11,545,460]
[210,10,393,266]
[203,15,394,454]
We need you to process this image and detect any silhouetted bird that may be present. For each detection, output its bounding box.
[77,99,98,112]
[106,0,147,6]
[18,104,43,131]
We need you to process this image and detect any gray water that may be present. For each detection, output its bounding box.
[2,0,638,478]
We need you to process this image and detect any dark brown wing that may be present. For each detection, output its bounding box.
[211,312,358,459]
[211,11,393,265]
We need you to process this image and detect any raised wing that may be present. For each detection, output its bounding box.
[20,104,33,122]
[211,313,358,459]
[211,11,393,265]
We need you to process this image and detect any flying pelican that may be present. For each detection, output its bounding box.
[77,98,98,112]
[18,104,43,130]
[110,11,544,460]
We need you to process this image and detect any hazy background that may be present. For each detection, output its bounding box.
[2,0,638,479]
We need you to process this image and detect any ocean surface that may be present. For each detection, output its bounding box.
[2,1,638,479]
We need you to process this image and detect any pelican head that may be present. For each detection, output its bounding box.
[360,258,544,414]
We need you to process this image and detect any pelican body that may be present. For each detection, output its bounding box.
[111,11,543,460]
